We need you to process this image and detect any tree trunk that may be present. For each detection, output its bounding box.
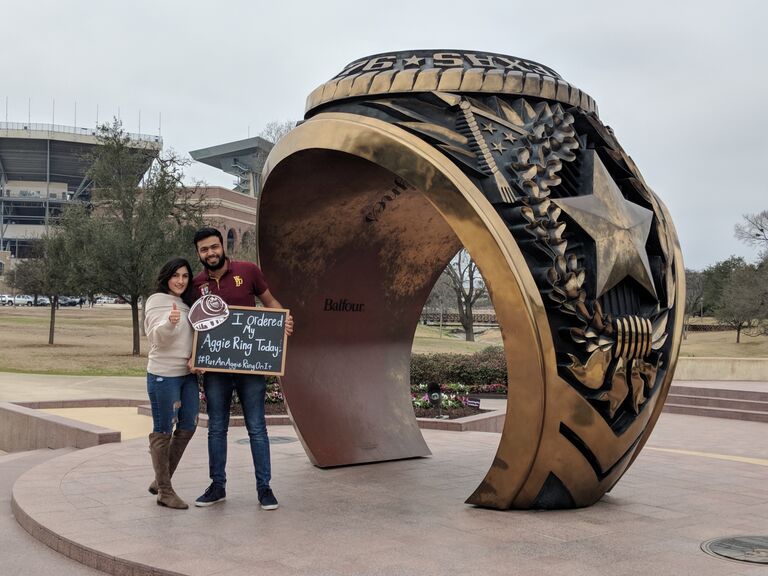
[736,325,741,343]
[139,297,147,336]
[48,297,57,345]
[131,300,141,355]
[463,300,475,342]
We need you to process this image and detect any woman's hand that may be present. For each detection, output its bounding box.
[169,302,180,325]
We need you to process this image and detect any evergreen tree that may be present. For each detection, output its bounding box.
[55,120,206,355]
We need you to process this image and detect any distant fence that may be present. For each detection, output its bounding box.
[421,311,497,324]
[686,324,733,332]
[421,314,733,331]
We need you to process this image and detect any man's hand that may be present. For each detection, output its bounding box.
[169,302,180,325]
[188,356,205,375]
[257,290,293,336]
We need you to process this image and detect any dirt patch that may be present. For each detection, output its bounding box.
[414,405,484,419]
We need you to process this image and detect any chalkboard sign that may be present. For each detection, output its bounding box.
[192,306,289,375]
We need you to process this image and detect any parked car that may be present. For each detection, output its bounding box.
[13,294,33,306]
[0,294,12,306]
[36,296,51,306]
[58,296,78,307]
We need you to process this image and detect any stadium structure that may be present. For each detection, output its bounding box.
[0,122,161,259]
[190,136,273,252]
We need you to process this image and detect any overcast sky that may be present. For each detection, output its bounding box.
[2,0,765,270]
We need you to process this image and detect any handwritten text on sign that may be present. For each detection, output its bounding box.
[193,307,289,375]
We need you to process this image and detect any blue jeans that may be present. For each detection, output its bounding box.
[204,372,271,491]
[146,373,199,434]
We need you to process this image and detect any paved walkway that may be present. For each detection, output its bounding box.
[0,372,146,403]
[9,414,768,576]
[4,372,768,575]
[673,380,768,393]
[0,449,104,576]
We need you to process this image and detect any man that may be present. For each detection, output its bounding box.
[191,227,293,510]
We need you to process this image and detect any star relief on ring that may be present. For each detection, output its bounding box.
[402,55,423,67]
[553,151,657,300]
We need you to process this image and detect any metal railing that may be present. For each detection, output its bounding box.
[0,121,161,145]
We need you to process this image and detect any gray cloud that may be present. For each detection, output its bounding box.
[2,0,764,269]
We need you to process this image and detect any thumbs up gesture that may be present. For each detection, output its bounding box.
[169,302,181,325]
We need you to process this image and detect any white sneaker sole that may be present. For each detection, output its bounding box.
[260,503,279,510]
[195,497,226,507]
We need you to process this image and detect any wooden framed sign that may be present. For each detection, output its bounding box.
[191,303,289,375]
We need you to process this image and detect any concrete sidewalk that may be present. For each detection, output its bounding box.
[0,372,146,403]
[10,413,768,576]
[0,449,104,576]
[4,371,768,575]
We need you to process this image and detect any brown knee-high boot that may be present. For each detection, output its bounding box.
[149,432,188,509]
[148,428,195,495]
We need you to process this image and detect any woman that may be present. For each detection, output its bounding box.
[144,257,199,509]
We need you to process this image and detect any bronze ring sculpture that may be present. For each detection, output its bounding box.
[258,51,684,509]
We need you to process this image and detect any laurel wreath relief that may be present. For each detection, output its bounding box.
[357,91,676,424]
[482,96,672,422]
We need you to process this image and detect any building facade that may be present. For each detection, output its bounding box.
[190,136,273,254]
[0,122,161,258]
[191,186,259,253]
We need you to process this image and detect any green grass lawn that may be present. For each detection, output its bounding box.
[1,307,765,376]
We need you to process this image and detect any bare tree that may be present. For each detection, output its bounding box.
[443,249,487,341]
[230,225,258,262]
[424,273,455,335]
[683,269,704,339]
[735,210,768,256]
[259,120,298,144]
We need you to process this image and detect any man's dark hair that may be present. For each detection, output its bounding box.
[193,227,223,246]
[155,257,195,306]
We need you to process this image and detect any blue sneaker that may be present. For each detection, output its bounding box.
[195,483,226,507]
[258,487,279,510]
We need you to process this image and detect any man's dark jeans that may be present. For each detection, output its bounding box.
[203,372,271,490]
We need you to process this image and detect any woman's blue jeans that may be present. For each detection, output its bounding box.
[147,373,199,434]
[203,372,271,491]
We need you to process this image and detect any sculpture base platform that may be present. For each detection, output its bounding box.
[11,416,768,576]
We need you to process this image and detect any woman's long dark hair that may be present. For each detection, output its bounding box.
[155,258,195,306]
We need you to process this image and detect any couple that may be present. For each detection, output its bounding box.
[144,227,294,511]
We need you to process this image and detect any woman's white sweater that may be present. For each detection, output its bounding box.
[144,292,193,377]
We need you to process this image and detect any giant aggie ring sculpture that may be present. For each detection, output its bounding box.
[258,51,684,510]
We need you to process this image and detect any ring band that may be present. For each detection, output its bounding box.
[259,50,684,510]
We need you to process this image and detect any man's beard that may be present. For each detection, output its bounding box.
[201,251,227,271]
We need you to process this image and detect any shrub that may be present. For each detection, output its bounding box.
[410,346,508,394]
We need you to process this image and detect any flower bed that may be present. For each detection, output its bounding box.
[199,379,287,417]
[199,349,510,421]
